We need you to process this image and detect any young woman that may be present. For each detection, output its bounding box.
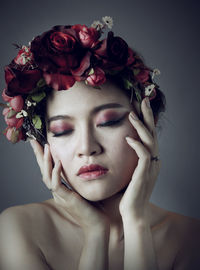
[0,17,200,270]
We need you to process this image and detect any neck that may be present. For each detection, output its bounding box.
[91,190,126,242]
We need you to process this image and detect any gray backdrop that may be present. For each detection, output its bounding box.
[0,0,199,219]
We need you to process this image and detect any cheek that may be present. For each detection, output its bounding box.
[49,143,73,164]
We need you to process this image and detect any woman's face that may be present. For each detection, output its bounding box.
[46,81,140,201]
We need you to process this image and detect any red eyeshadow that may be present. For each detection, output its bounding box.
[49,123,72,133]
[96,111,120,123]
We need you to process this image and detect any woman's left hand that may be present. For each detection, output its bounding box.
[119,97,161,221]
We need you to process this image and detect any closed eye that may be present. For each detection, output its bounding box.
[97,115,126,127]
[52,115,127,137]
[52,130,73,137]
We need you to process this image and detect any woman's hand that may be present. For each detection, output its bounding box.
[119,97,161,221]
[30,140,110,233]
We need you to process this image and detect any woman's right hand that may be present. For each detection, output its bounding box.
[30,140,110,234]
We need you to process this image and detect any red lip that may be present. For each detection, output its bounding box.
[77,164,108,176]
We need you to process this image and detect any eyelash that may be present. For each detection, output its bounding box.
[52,117,125,137]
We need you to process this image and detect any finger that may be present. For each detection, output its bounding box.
[126,136,151,172]
[128,111,155,154]
[30,140,44,174]
[141,97,156,137]
[42,144,53,188]
[125,136,160,192]
[51,160,62,191]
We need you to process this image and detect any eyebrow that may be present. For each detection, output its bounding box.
[47,103,124,124]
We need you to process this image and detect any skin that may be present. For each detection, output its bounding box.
[0,80,200,270]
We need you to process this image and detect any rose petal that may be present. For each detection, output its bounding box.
[43,73,75,90]
[2,88,12,102]
[71,52,91,77]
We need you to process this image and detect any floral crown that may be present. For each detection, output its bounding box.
[1,16,160,144]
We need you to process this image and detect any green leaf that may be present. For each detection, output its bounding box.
[88,68,94,76]
[32,115,42,129]
[123,79,133,90]
[133,69,140,76]
[11,128,20,144]
[37,78,46,88]
[135,89,142,103]
[31,91,46,103]
[7,109,17,118]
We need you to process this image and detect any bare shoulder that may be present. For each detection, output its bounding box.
[0,202,53,270]
[169,210,200,240]
[162,208,200,269]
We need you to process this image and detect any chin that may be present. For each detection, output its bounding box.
[77,186,127,202]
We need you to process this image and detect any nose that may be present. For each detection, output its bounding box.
[76,124,103,158]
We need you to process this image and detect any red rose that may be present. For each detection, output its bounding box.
[71,51,91,78]
[106,31,128,65]
[5,66,42,97]
[135,69,150,83]
[50,31,77,53]
[86,67,106,86]
[31,25,83,73]
[94,32,129,70]
[72,24,100,48]
[126,48,135,66]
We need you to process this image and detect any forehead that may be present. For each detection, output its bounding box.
[46,81,135,117]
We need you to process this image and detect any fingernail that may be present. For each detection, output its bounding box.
[125,136,133,143]
[145,97,150,108]
[130,111,138,121]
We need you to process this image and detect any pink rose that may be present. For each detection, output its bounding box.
[9,96,24,112]
[5,127,23,143]
[86,67,106,86]
[4,113,23,128]
[72,24,100,48]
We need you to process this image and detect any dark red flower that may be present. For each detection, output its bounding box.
[135,69,150,83]
[30,25,85,73]
[94,31,129,71]
[5,66,42,97]
[106,31,128,65]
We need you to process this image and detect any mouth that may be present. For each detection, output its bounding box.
[77,164,108,180]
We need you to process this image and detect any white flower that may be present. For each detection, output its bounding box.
[16,110,28,118]
[91,20,104,30]
[152,68,161,79]
[145,84,155,96]
[102,16,114,29]
[26,100,36,107]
